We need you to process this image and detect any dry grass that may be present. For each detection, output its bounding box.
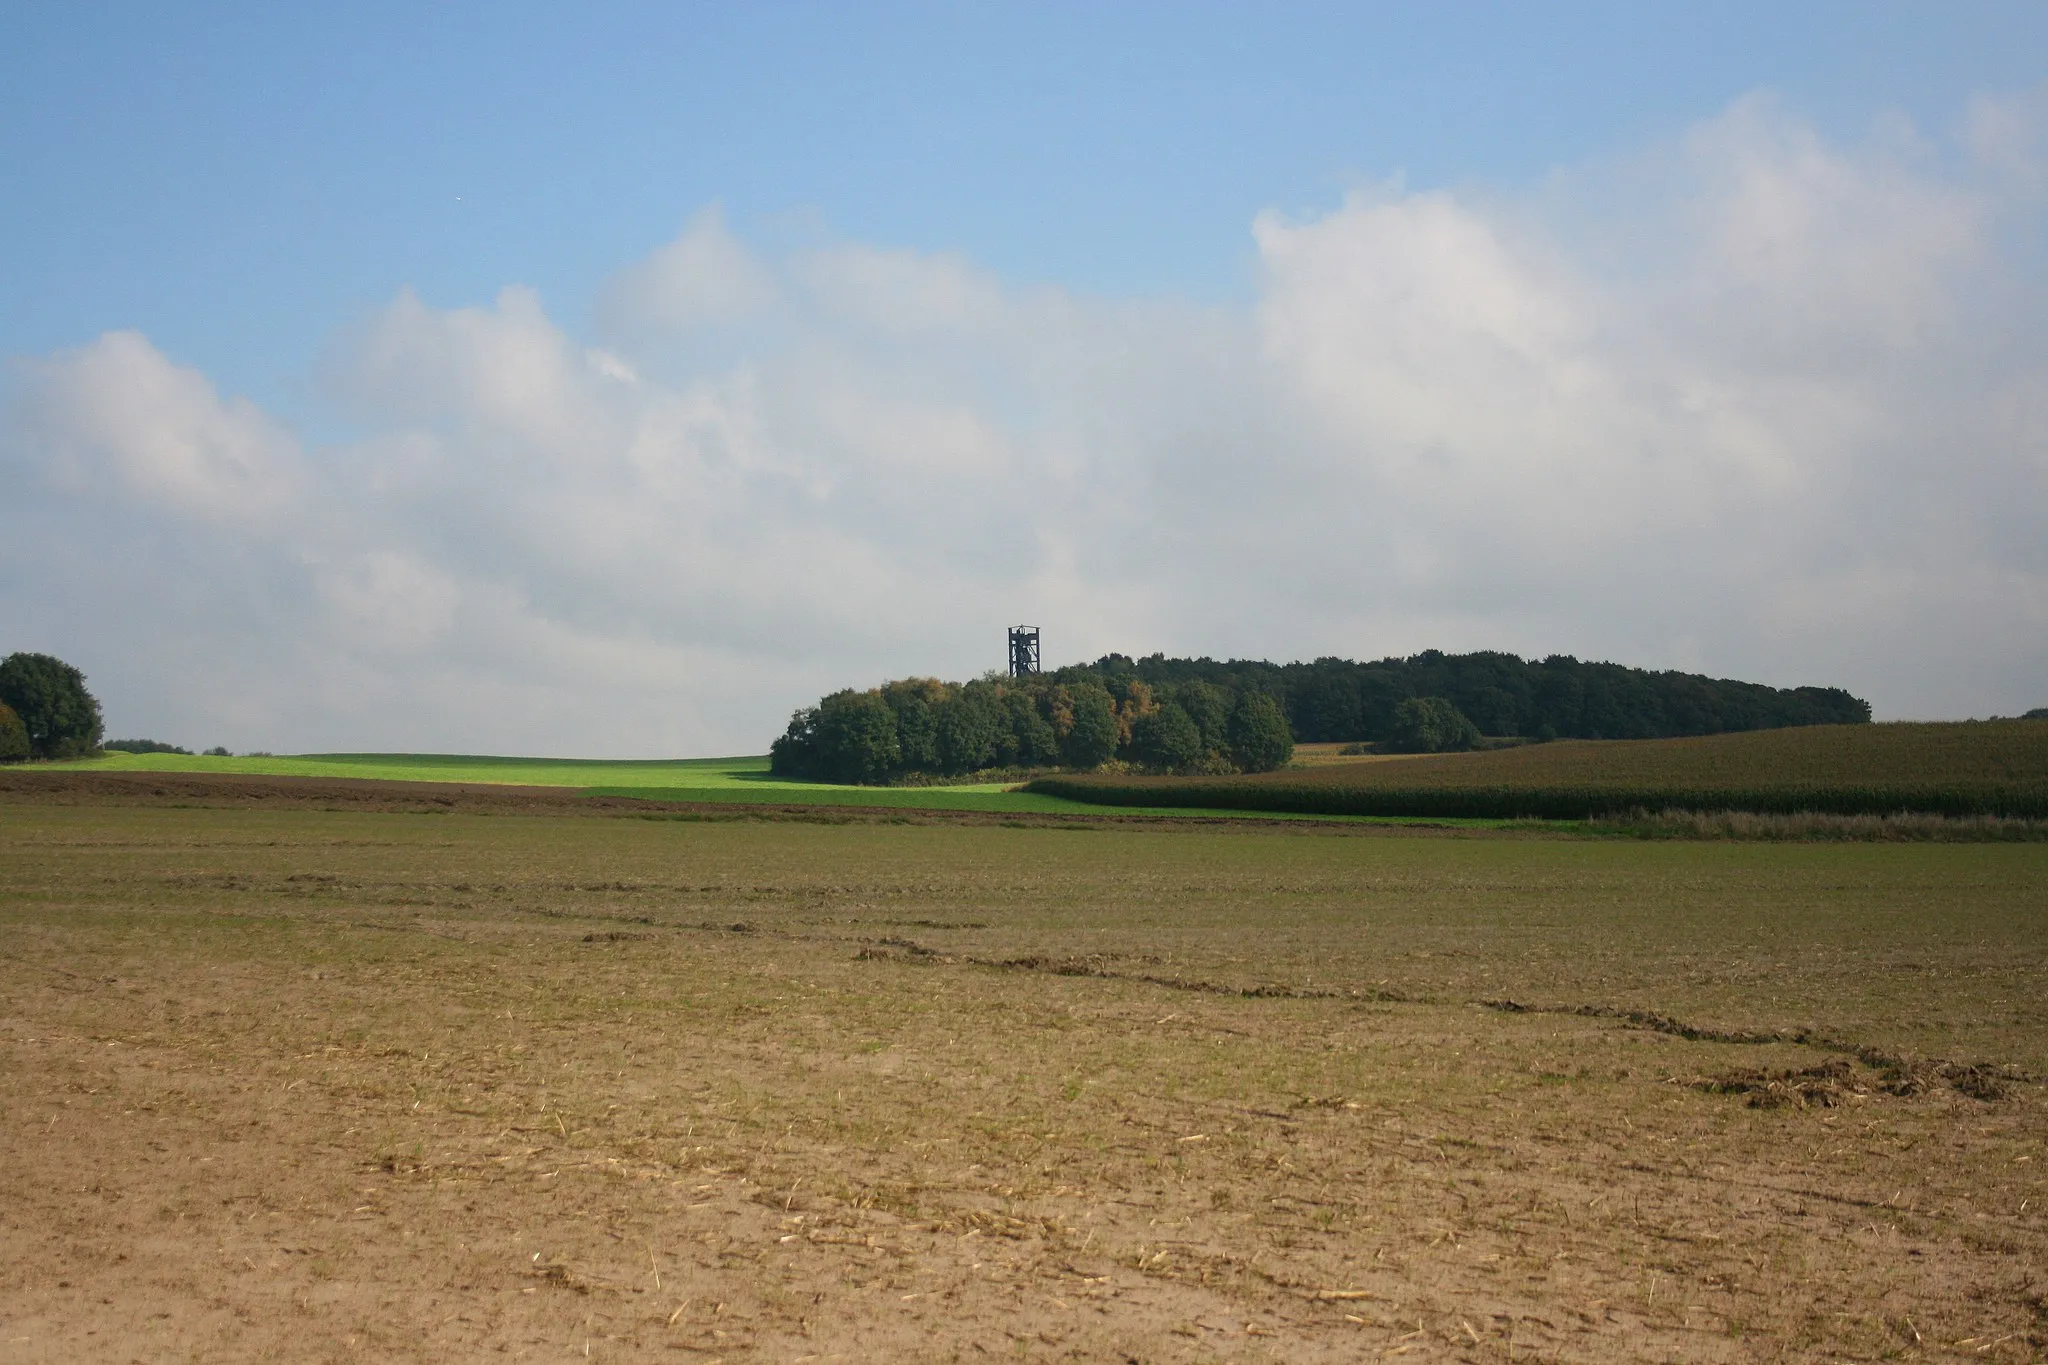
[1,789,2044,1361]
[1592,808,2048,841]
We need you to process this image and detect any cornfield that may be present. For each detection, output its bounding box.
[1025,721,2048,819]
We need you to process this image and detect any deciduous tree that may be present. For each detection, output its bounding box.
[1227,691,1294,772]
[0,652,103,759]
[0,701,28,763]
[1387,696,1479,753]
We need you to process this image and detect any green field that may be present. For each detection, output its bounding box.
[61,749,1500,824]
[1031,719,2048,819]
[74,749,796,789]
[70,749,1048,807]
[64,721,2048,825]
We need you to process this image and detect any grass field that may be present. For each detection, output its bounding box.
[73,749,815,789]
[1,783,2042,1360]
[1031,720,2048,819]
[60,749,1506,825]
[66,750,1085,813]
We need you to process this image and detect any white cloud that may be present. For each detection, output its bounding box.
[3,93,2045,753]
[9,330,301,520]
[597,204,779,335]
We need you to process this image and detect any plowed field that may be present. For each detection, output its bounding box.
[2,776,2043,1361]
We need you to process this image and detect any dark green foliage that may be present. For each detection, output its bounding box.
[0,652,104,759]
[933,687,1001,775]
[1388,697,1480,753]
[1060,685,1121,771]
[768,705,820,777]
[2025,708,2048,720]
[203,746,233,757]
[812,690,901,784]
[999,691,1061,767]
[1052,649,1868,743]
[773,643,1867,785]
[0,702,27,763]
[1169,681,1231,753]
[773,676,1132,784]
[887,692,939,771]
[1227,691,1294,772]
[103,739,193,755]
[1132,702,1205,773]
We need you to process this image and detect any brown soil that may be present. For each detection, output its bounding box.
[1,789,2043,1362]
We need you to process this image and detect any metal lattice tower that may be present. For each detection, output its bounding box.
[1007,626,1040,678]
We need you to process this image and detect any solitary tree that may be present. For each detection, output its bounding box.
[0,653,104,759]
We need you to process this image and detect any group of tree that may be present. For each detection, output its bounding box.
[1068,649,1870,745]
[771,673,1293,784]
[0,652,103,762]
[771,648,1873,784]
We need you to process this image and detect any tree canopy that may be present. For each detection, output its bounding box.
[1227,690,1294,771]
[0,652,104,759]
[1064,648,1868,744]
[1387,696,1480,753]
[770,670,1294,784]
[769,648,1867,786]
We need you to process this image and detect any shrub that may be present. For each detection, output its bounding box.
[1387,697,1479,753]
[0,652,104,759]
[103,739,193,755]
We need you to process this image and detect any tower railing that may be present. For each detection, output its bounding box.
[1008,626,1040,678]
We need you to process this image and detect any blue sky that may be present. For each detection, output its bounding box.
[3,3,2046,751]
[9,2,2041,402]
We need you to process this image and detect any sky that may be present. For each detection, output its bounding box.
[3,2,2045,755]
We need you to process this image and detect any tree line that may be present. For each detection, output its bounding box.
[1075,649,1870,744]
[770,673,1293,784]
[771,649,1873,785]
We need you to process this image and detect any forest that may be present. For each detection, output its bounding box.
[1084,649,1869,743]
[769,649,1870,785]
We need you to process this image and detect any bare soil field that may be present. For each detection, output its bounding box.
[1,778,2044,1362]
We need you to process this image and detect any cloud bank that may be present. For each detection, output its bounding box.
[4,95,2045,754]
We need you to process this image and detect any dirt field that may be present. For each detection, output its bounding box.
[1,776,2044,1361]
